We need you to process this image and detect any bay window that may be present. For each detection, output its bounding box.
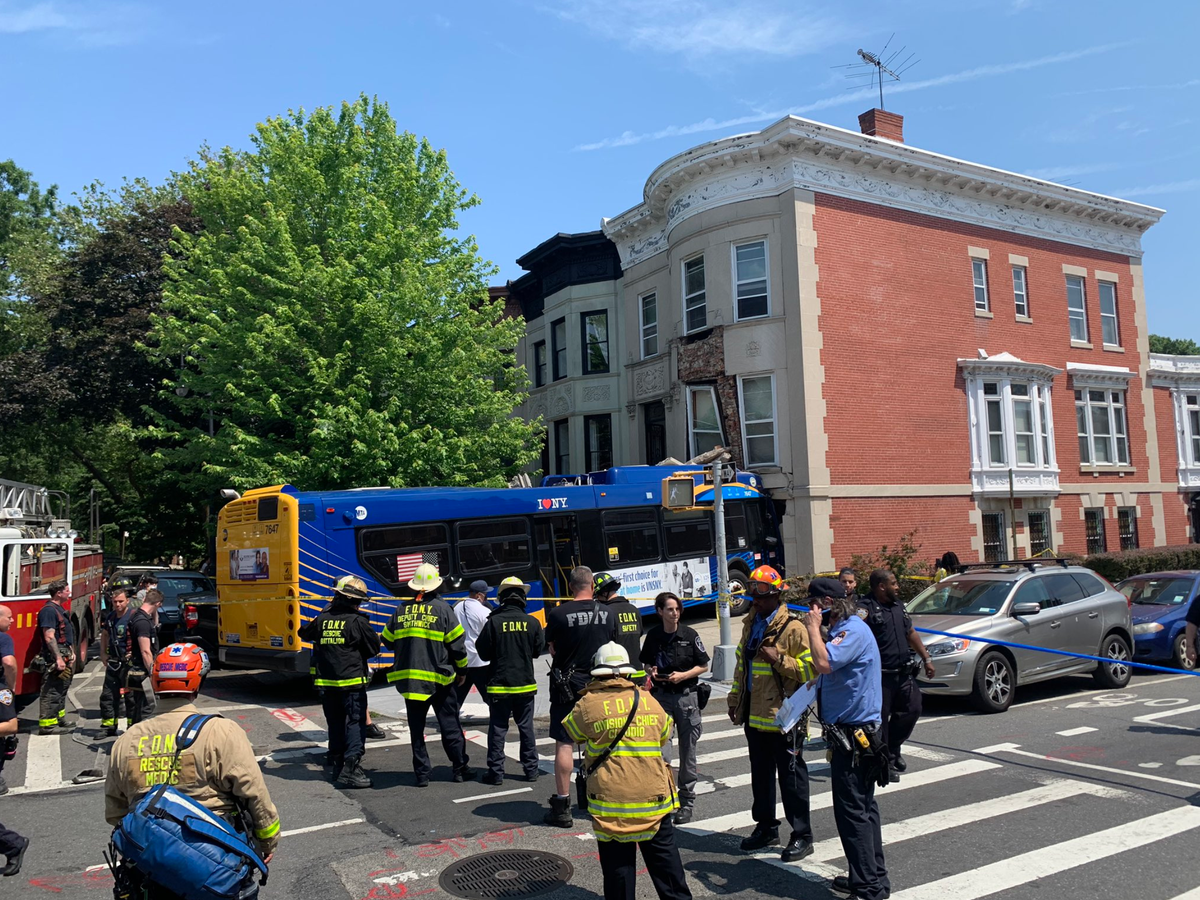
[687,385,724,458]
[1075,388,1130,466]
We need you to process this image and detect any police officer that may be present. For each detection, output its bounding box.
[595,573,645,684]
[37,580,75,735]
[727,565,817,863]
[639,591,709,825]
[127,588,163,724]
[475,577,546,785]
[562,642,692,900]
[838,568,860,599]
[105,643,280,898]
[382,563,473,786]
[804,589,888,900]
[857,569,934,774]
[299,575,381,789]
[0,677,27,875]
[99,585,135,736]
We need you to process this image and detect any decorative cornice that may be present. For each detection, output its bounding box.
[958,354,1061,382]
[1066,362,1136,388]
[1149,353,1200,388]
[602,115,1164,269]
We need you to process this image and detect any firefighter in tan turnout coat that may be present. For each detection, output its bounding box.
[562,642,693,900]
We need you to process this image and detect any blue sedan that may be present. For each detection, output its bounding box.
[1117,571,1200,671]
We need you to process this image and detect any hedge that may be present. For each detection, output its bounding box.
[1083,545,1200,583]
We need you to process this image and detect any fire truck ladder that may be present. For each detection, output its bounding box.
[0,479,57,528]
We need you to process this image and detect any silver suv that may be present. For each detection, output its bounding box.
[907,562,1133,713]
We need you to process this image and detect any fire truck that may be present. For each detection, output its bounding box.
[0,479,104,693]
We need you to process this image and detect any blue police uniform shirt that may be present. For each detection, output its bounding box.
[819,615,883,725]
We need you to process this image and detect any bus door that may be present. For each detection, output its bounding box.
[534,515,578,609]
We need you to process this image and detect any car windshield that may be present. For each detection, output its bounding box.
[157,576,212,598]
[1118,577,1195,606]
[907,578,1014,616]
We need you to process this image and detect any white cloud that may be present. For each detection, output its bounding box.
[0,1,70,31]
[1056,79,1200,97]
[1110,178,1200,199]
[550,0,845,60]
[1024,162,1119,181]
[0,1,148,43]
[576,42,1128,151]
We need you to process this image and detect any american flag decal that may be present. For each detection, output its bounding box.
[395,551,440,582]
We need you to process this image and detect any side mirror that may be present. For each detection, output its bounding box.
[1012,602,1042,617]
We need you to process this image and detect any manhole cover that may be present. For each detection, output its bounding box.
[438,850,573,899]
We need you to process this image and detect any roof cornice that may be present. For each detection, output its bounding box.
[958,355,1061,381]
[1149,353,1200,388]
[602,115,1165,269]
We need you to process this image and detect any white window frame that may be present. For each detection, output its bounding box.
[737,373,778,467]
[1066,275,1088,343]
[1012,265,1029,318]
[1188,392,1200,467]
[1075,387,1130,466]
[639,291,659,359]
[972,259,990,312]
[975,379,1056,470]
[686,385,724,458]
[682,255,707,334]
[732,240,770,321]
[1147,357,1200,489]
[1098,281,1120,346]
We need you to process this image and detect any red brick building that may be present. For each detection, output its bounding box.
[514,109,1193,573]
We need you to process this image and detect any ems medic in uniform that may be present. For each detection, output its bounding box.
[856,569,934,775]
[562,642,692,900]
[382,563,473,786]
[475,577,546,785]
[299,575,380,789]
[805,590,889,900]
[594,572,645,684]
[105,643,281,898]
[37,580,76,735]
[99,585,135,736]
[727,565,817,863]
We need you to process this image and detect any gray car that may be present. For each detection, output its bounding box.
[908,563,1133,713]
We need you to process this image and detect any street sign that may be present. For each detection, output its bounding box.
[661,476,696,510]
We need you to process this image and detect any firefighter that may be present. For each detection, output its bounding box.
[37,580,76,735]
[475,576,546,785]
[104,643,280,898]
[299,575,381,789]
[0,678,27,875]
[126,589,163,724]
[99,585,135,736]
[594,572,645,684]
[382,563,473,786]
[727,565,817,863]
[562,642,692,900]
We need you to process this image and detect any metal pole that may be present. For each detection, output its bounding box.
[1009,469,1018,560]
[710,459,736,681]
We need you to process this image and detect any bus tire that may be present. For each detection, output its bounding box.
[727,571,751,617]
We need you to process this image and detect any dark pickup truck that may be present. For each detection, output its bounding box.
[112,568,214,647]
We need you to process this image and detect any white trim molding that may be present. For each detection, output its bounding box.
[1149,353,1200,489]
[602,115,1163,269]
[1066,362,1135,388]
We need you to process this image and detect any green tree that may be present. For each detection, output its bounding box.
[1149,334,1200,356]
[0,160,58,301]
[149,95,539,496]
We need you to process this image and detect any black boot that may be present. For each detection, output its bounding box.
[453,765,476,783]
[542,795,573,828]
[336,759,371,789]
[1,837,28,877]
[740,824,780,852]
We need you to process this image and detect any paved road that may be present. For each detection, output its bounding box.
[3,610,1200,899]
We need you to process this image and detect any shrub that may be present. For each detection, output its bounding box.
[1084,545,1200,583]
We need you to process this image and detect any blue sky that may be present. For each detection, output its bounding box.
[3,0,1199,338]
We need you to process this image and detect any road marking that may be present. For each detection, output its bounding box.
[807,779,1125,864]
[23,732,64,792]
[683,759,1001,835]
[977,743,1200,789]
[697,728,748,744]
[1009,674,1194,709]
[695,746,752,765]
[1178,756,1200,766]
[282,818,366,836]
[1055,726,1099,736]
[1132,703,1200,731]
[270,707,327,743]
[889,805,1200,900]
[453,787,534,804]
[1168,889,1200,900]
[1140,762,1164,768]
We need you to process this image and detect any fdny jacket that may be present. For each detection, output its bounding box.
[104,703,282,857]
[298,598,381,690]
[599,595,646,682]
[562,676,677,842]
[382,595,467,700]
[727,604,817,732]
[475,595,546,696]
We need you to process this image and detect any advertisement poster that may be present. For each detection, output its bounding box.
[229,547,270,581]
[606,557,713,609]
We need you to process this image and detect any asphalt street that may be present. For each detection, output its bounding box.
[2,609,1199,900]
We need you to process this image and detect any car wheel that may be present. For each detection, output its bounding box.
[1174,633,1197,671]
[1093,633,1133,687]
[726,571,751,617]
[970,651,1015,713]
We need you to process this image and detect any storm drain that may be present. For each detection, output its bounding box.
[438,850,574,899]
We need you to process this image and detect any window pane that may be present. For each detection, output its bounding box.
[585,415,613,471]
[1012,266,1028,317]
[603,510,660,564]
[972,259,989,312]
[684,258,705,295]
[746,436,774,465]
[1014,400,1034,465]
[1067,276,1087,340]
[690,387,722,456]
[662,509,714,559]
[1099,282,1119,344]
[1039,394,1052,465]
[583,312,609,374]
[742,377,773,420]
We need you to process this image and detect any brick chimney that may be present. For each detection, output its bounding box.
[858,108,904,143]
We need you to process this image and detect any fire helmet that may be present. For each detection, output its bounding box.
[590,641,636,676]
[334,575,369,602]
[152,642,212,697]
[748,565,786,594]
[593,572,622,598]
[407,563,443,593]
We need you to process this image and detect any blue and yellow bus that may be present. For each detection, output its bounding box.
[215,465,783,673]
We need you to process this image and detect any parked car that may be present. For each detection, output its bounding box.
[1116,571,1200,671]
[907,562,1133,713]
[177,587,220,664]
[112,567,214,645]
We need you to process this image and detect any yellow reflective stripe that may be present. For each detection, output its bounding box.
[386,669,454,685]
[588,797,677,816]
[446,624,464,642]
[255,819,281,840]
[487,684,537,694]
[748,714,779,732]
[313,676,369,688]
[750,663,774,674]
[386,628,446,641]
[454,656,469,669]
[101,718,116,726]
[399,691,433,701]
[596,828,661,843]
[38,718,58,727]
[562,715,588,743]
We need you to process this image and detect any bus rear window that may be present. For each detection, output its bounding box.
[602,510,660,564]
[663,509,713,559]
[257,496,279,521]
[457,518,532,575]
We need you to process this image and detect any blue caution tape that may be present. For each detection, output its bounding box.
[785,603,1200,678]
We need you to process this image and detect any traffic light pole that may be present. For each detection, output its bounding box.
[710,458,736,682]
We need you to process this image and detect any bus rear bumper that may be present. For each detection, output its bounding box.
[218,647,311,674]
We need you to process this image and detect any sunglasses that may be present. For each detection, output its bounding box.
[746,581,781,597]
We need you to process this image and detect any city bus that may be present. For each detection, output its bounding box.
[215,465,783,674]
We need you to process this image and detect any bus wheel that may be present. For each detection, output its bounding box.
[727,571,751,617]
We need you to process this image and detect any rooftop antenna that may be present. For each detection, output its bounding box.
[832,34,919,110]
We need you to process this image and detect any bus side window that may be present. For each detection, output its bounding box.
[724,500,748,551]
[359,523,451,593]
[662,509,714,559]
[602,510,660,564]
[456,518,533,575]
[745,500,768,549]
